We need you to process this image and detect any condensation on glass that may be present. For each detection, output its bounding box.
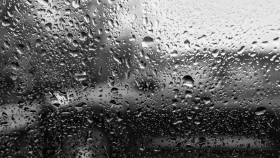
[0,0,280,157]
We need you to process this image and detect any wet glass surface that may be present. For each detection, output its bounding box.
[1,0,280,157]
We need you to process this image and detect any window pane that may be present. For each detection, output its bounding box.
[1,0,280,157]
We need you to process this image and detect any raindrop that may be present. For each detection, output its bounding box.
[45,23,52,31]
[237,46,245,54]
[37,0,49,6]
[74,72,88,81]
[108,0,115,4]
[35,39,42,47]
[184,39,190,48]
[84,14,90,23]
[182,75,194,87]
[142,36,154,47]
[170,50,179,57]
[185,90,193,98]
[4,41,10,49]
[108,19,114,27]
[111,87,118,95]
[255,107,266,116]
[212,49,219,58]
[67,33,74,42]
[72,0,80,8]
[2,19,11,27]
[75,102,87,111]
[203,97,211,104]
[173,120,182,125]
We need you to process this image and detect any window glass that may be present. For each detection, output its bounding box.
[1,0,280,157]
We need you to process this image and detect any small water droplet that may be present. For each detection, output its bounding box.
[111,87,118,95]
[185,90,193,98]
[74,72,88,81]
[37,0,49,6]
[72,0,80,8]
[255,107,266,116]
[184,39,190,48]
[84,14,90,23]
[45,23,52,31]
[237,46,245,54]
[2,19,11,27]
[173,120,182,125]
[212,49,219,58]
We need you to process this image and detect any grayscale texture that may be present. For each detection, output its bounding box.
[0,0,280,157]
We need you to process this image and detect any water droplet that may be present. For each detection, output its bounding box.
[237,46,245,54]
[3,41,10,49]
[111,87,118,95]
[212,49,219,58]
[185,90,193,98]
[75,102,87,111]
[84,14,90,23]
[72,0,80,8]
[15,44,24,54]
[182,75,194,87]
[67,33,74,42]
[37,0,49,6]
[35,39,42,47]
[170,50,179,57]
[108,0,115,4]
[173,120,182,125]
[2,19,11,27]
[74,72,88,81]
[203,97,211,104]
[184,39,190,48]
[108,19,114,27]
[255,107,266,116]
[142,36,154,47]
[45,23,52,31]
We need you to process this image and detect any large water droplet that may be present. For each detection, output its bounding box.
[142,36,154,47]
[182,75,194,87]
